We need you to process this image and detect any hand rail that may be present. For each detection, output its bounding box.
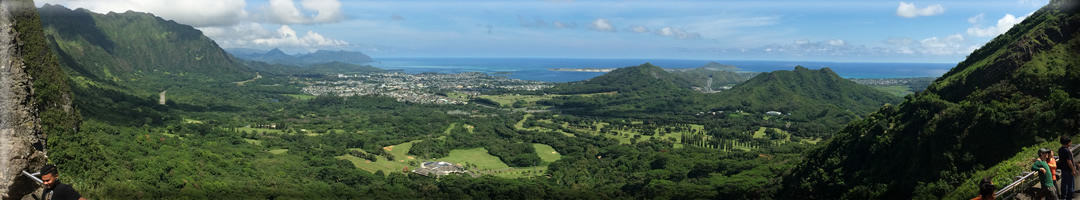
[994,144,1080,199]
[21,170,43,185]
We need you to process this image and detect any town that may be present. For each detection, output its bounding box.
[301,72,553,104]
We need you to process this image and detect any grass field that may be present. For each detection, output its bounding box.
[436,148,510,170]
[801,138,824,145]
[337,142,421,174]
[476,94,555,107]
[752,127,769,139]
[269,149,288,155]
[284,94,316,100]
[244,139,262,146]
[386,140,420,162]
[445,123,456,134]
[476,92,617,107]
[514,114,575,137]
[533,144,561,164]
[871,85,915,97]
[446,92,472,101]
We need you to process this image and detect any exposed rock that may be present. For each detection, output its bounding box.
[0,0,51,199]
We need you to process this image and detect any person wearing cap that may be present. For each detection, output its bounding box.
[1034,148,1060,200]
[38,164,86,200]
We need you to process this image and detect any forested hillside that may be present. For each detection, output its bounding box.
[710,67,901,137]
[541,63,706,118]
[39,4,254,105]
[782,0,1080,198]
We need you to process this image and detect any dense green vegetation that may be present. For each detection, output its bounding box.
[712,66,901,138]
[781,0,1080,198]
[11,0,81,157]
[542,63,899,138]
[26,5,824,199]
[25,0,1077,199]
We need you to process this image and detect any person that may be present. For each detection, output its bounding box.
[1061,136,1078,200]
[38,164,86,200]
[1035,148,1060,200]
[972,177,996,200]
[1051,150,1059,182]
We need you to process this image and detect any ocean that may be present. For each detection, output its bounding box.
[366,58,957,83]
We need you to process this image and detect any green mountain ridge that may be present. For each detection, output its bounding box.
[781,0,1080,198]
[709,66,900,137]
[40,4,253,86]
[37,5,306,125]
[541,63,704,118]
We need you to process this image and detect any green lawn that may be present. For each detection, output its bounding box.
[244,139,262,146]
[237,127,284,135]
[269,149,288,155]
[444,123,456,134]
[533,144,561,164]
[435,147,509,170]
[752,127,768,139]
[386,140,420,162]
[476,94,555,107]
[870,85,915,97]
[801,138,823,145]
[337,143,419,174]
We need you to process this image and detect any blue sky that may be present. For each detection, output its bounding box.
[37,0,1048,63]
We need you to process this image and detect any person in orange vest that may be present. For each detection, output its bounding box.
[1051,150,1059,182]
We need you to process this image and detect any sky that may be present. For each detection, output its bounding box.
[35,0,1049,63]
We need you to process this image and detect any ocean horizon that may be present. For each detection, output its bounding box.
[364,57,956,82]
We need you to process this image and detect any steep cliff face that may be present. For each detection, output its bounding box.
[0,0,79,199]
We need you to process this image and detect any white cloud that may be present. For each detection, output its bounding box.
[967,13,1029,37]
[199,23,347,49]
[588,18,615,32]
[918,34,976,55]
[265,0,345,24]
[896,2,944,18]
[630,25,650,33]
[827,39,846,46]
[40,0,346,26]
[967,13,985,24]
[552,21,576,28]
[655,27,701,40]
[40,0,247,27]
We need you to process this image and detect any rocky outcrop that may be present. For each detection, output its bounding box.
[1,0,72,199]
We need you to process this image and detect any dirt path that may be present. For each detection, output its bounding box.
[234,72,261,86]
[158,89,167,105]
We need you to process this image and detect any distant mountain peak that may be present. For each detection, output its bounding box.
[231,48,373,65]
[266,48,287,56]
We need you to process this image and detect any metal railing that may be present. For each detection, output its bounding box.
[21,170,43,185]
[995,144,1080,199]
